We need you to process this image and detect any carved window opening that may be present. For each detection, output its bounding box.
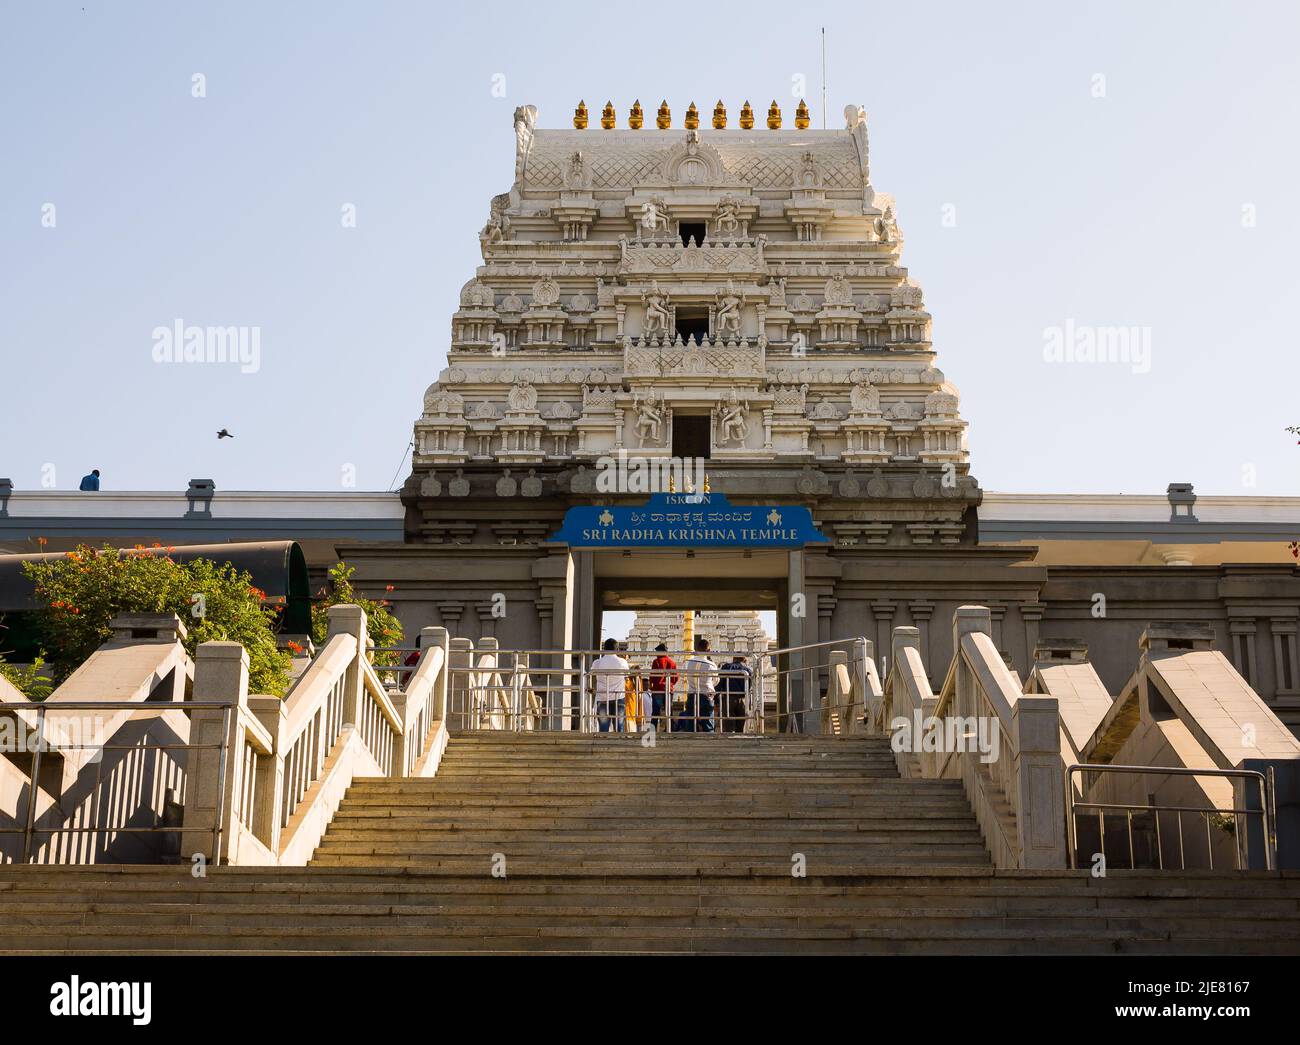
[679,222,706,247]
[674,308,709,344]
[672,414,711,460]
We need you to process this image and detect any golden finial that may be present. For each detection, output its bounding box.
[795,99,810,129]
[656,100,671,129]
[600,101,616,130]
[629,99,644,129]
[668,473,676,493]
[712,99,726,129]
[766,100,782,130]
[739,100,755,130]
[685,101,700,130]
[703,473,711,493]
[573,100,588,129]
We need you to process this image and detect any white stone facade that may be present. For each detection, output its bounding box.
[413,104,974,516]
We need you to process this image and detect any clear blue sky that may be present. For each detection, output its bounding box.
[2,0,1297,496]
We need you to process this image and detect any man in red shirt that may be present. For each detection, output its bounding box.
[646,642,677,731]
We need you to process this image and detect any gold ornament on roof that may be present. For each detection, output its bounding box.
[703,473,711,494]
[629,99,644,129]
[573,100,588,129]
[685,101,699,130]
[739,100,755,129]
[712,100,726,129]
[656,100,671,129]
[600,101,616,129]
[668,474,676,493]
[795,99,810,129]
[766,100,782,129]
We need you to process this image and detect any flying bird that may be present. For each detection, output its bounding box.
[217,429,233,439]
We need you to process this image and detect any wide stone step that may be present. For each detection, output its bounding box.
[1,919,1295,956]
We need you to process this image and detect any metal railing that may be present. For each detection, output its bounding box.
[0,699,234,866]
[448,638,869,735]
[1065,763,1276,871]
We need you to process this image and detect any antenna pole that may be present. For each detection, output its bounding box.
[821,27,827,129]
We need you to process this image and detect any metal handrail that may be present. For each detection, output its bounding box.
[0,699,236,866]
[448,638,868,735]
[1064,762,1275,871]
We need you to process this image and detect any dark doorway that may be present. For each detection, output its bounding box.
[675,307,709,343]
[672,414,711,459]
[679,222,706,247]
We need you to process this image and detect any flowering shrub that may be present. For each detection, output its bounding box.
[22,544,291,695]
[0,654,54,700]
[310,562,404,666]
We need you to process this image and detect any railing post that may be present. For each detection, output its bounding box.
[246,695,286,853]
[181,641,249,866]
[327,605,368,727]
[849,638,871,735]
[824,650,848,734]
[1013,694,1068,868]
[952,606,990,723]
[424,626,450,721]
[448,638,473,731]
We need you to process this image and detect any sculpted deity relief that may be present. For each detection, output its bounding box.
[716,388,750,446]
[715,280,744,337]
[632,387,665,447]
[562,150,591,191]
[641,280,671,335]
[849,379,881,415]
[823,274,854,308]
[506,380,538,414]
[713,194,743,238]
[641,196,671,237]
[875,204,899,244]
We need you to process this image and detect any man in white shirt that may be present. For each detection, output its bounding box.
[680,637,719,733]
[589,638,630,733]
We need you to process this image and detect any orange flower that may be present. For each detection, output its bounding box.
[286,640,304,654]
[37,537,47,546]
[385,585,395,592]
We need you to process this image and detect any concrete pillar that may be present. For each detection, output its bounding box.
[181,641,248,865]
[327,604,367,727]
[448,638,473,731]
[423,626,450,721]
[786,550,806,732]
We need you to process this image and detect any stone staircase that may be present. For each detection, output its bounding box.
[311,733,990,872]
[2,732,1300,954]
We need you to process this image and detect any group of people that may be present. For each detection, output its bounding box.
[588,636,755,733]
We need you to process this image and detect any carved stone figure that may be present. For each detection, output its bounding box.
[824,274,854,307]
[799,151,819,188]
[641,196,670,237]
[562,150,589,190]
[641,280,671,335]
[850,379,880,415]
[875,205,898,244]
[714,195,742,237]
[507,380,538,414]
[632,387,665,447]
[716,388,750,446]
[715,280,744,337]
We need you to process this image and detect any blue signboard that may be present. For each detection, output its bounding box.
[550,492,829,549]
